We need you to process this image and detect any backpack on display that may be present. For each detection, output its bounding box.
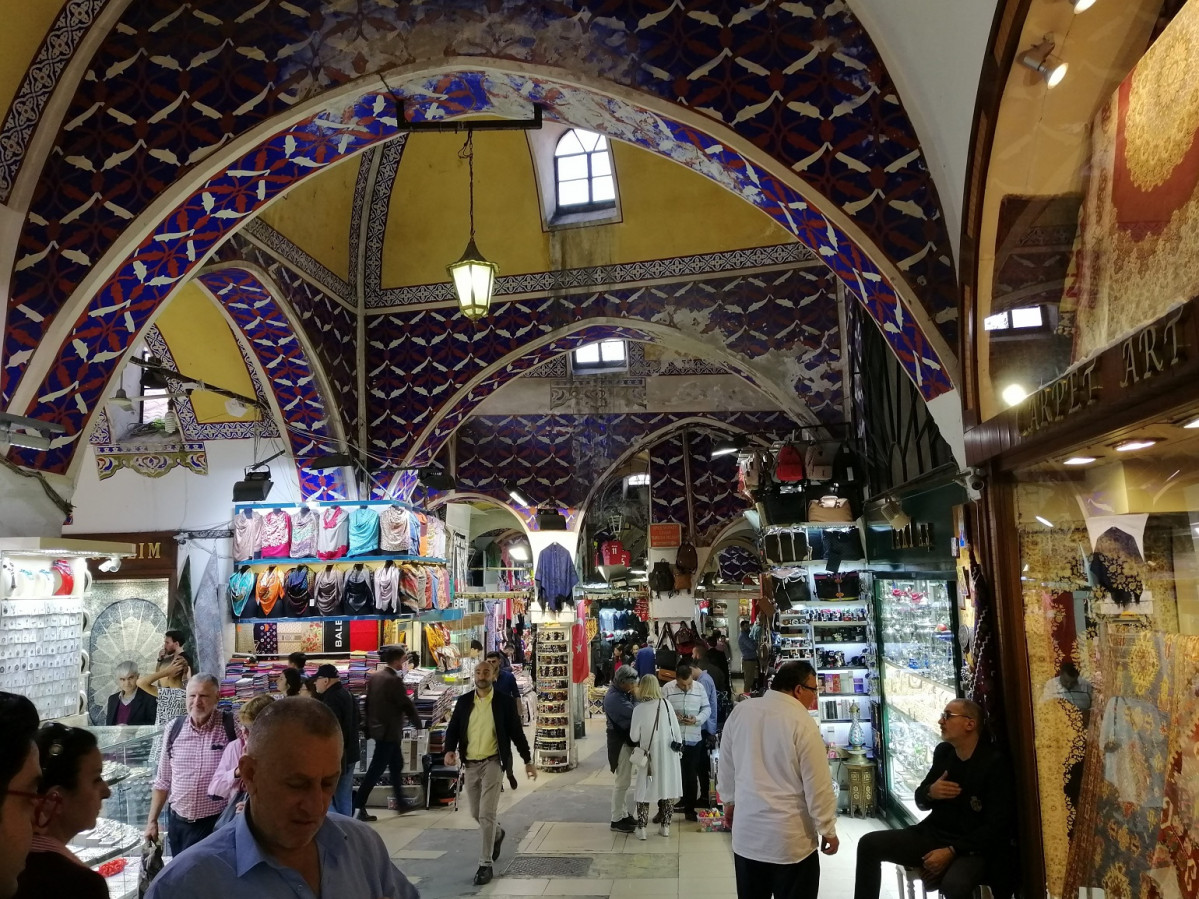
[650,560,675,595]
[773,444,806,483]
[675,540,698,573]
[656,624,678,670]
[804,443,837,482]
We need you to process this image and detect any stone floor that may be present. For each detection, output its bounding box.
[368,716,904,899]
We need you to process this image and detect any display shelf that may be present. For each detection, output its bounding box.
[533,625,575,771]
[241,553,448,567]
[817,665,870,671]
[235,608,464,623]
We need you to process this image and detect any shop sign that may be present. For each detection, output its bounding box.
[1017,306,1189,437]
[649,523,682,548]
[324,620,348,652]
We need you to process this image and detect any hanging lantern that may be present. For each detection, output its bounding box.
[448,132,497,320]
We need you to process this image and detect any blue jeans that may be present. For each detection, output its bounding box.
[332,763,354,816]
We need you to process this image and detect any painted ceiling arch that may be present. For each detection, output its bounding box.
[2,2,961,477]
[383,266,843,468]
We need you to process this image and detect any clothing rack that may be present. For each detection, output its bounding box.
[233,497,441,516]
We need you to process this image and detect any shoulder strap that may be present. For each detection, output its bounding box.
[222,710,237,744]
[166,715,186,757]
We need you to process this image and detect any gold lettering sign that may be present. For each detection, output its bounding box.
[136,542,162,560]
[1120,308,1186,387]
[1018,360,1099,436]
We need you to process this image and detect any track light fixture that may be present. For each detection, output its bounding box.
[711,434,749,459]
[1020,38,1068,88]
[506,481,532,507]
[0,411,65,452]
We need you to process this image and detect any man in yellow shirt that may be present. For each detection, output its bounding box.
[445,660,536,886]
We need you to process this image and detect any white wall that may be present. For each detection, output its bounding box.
[850,0,1001,264]
[65,439,302,535]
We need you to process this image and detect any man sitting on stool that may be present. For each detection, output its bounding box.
[445,659,536,887]
[854,699,1015,899]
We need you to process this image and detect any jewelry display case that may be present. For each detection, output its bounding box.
[874,576,960,821]
[533,624,575,771]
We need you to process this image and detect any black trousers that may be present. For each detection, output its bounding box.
[679,741,708,811]
[734,849,820,899]
[854,827,987,899]
[167,808,219,857]
[356,739,405,810]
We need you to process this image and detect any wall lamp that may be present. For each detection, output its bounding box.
[1020,38,1068,88]
[1068,0,1097,11]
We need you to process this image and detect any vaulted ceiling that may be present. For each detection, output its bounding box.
[0,0,995,519]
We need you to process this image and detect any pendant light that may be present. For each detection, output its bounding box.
[447,131,498,320]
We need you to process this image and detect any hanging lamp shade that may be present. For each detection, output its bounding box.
[447,237,498,320]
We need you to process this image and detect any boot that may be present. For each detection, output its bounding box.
[635,826,646,841]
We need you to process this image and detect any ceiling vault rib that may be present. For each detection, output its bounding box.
[353,148,384,469]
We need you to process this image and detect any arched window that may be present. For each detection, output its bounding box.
[554,129,616,212]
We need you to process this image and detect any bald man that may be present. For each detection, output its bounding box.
[146,698,418,899]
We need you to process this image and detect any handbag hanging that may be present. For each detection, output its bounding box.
[822,527,865,573]
[813,571,861,599]
[772,573,811,610]
[807,495,854,523]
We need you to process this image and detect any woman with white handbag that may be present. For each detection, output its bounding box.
[628,675,683,840]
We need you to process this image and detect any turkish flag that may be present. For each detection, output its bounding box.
[572,622,589,683]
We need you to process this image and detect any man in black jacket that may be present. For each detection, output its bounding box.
[445,660,536,886]
[314,664,359,817]
[105,661,157,726]
[356,646,421,822]
[854,699,1015,899]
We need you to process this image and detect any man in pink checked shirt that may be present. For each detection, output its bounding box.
[145,674,240,856]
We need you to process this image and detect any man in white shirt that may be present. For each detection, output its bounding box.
[718,661,838,899]
[663,664,712,821]
[1040,662,1092,716]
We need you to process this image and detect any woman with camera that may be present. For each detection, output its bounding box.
[628,674,683,840]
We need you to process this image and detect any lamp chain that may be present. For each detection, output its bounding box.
[466,131,475,240]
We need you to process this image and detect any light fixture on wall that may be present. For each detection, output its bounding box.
[880,496,911,530]
[232,450,286,502]
[447,131,498,321]
[506,481,532,507]
[1063,456,1096,465]
[1019,38,1068,88]
[1001,384,1028,407]
[1068,0,1097,12]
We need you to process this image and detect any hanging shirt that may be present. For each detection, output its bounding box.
[379,506,411,553]
[232,510,262,562]
[535,543,579,611]
[348,507,381,556]
[259,510,291,558]
[289,508,318,559]
[374,564,401,613]
[313,567,344,616]
[317,507,350,560]
[227,569,257,618]
[717,690,837,865]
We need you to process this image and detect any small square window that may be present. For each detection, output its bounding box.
[572,340,627,374]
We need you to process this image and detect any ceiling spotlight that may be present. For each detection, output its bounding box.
[880,496,911,530]
[1020,38,1068,88]
[711,435,747,458]
[1001,384,1029,408]
[1115,439,1159,452]
[1183,417,1199,429]
[1069,0,1097,11]
[304,452,356,470]
[506,481,531,507]
[0,429,52,451]
[1035,516,1054,528]
[418,467,457,492]
[233,470,274,502]
[98,556,121,573]
[1063,456,1096,466]
[536,507,568,531]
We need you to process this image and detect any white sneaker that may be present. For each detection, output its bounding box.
[658,825,670,837]
[635,826,646,841]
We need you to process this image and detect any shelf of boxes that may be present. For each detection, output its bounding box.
[533,625,574,772]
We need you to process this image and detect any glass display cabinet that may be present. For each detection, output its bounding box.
[874,576,960,822]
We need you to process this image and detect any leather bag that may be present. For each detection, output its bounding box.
[807,495,854,523]
[762,530,809,565]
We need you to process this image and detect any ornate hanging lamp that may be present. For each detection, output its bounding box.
[447,132,498,320]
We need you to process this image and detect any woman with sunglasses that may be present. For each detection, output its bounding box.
[0,693,41,899]
[13,723,110,899]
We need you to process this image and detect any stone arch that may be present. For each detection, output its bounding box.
[8,67,956,474]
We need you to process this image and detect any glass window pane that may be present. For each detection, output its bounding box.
[591,175,615,202]
[558,179,590,206]
[590,151,612,177]
[600,340,626,363]
[574,343,601,364]
[575,129,600,152]
[555,131,584,156]
[557,154,588,181]
[1011,306,1044,328]
[983,312,1010,331]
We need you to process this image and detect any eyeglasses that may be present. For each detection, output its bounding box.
[797,682,819,693]
[939,711,971,722]
[5,789,62,828]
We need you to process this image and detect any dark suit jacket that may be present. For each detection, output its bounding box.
[319,680,360,770]
[105,689,157,726]
[445,689,531,776]
[365,666,419,742]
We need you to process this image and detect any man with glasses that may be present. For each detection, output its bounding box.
[718,661,838,899]
[854,699,1014,899]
